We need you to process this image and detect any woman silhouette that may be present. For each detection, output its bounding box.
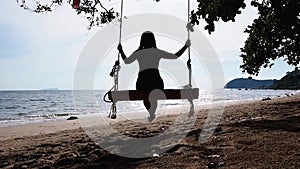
[118,31,191,121]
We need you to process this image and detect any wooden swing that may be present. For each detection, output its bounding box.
[108,88,199,102]
[104,0,198,119]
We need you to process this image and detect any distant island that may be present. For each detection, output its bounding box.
[225,70,300,89]
[224,77,276,89]
[41,88,59,91]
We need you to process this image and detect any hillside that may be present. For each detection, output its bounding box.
[271,70,300,89]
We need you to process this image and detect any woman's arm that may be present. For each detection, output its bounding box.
[117,44,137,64]
[175,39,191,57]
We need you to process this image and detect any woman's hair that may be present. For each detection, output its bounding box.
[137,31,157,51]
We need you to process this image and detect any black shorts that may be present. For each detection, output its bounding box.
[136,69,164,92]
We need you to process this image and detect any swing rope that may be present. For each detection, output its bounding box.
[118,0,124,61]
[107,0,124,119]
[187,0,192,88]
[187,0,195,117]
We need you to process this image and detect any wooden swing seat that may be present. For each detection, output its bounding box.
[108,88,199,102]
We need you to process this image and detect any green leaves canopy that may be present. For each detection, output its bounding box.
[190,0,299,75]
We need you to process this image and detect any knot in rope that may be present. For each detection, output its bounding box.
[110,60,120,77]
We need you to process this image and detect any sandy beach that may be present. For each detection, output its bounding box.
[0,94,299,168]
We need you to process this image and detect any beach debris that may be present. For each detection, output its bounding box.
[262,97,271,101]
[207,162,217,168]
[20,165,29,169]
[158,125,167,131]
[67,116,78,120]
[251,117,262,120]
[207,161,226,168]
[152,153,160,158]
[218,162,226,167]
[208,154,221,158]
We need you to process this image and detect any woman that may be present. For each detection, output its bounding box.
[118,31,191,122]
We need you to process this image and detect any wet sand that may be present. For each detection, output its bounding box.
[0,94,299,168]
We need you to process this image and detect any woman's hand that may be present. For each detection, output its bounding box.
[117,44,123,52]
[117,44,128,61]
[185,39,191,47]
[175,39,191,57]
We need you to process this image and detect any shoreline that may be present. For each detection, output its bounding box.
[0,92,298,141]
[0,89,298,128]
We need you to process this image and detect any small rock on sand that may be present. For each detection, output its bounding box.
[262,97,271,101]
[214,126,223,134]
[67,116,78,120]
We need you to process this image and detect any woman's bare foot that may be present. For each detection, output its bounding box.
[148,114,156,122]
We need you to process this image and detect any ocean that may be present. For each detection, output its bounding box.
[0,89,298,126]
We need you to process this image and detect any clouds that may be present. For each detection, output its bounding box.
[0,0,292,90]
[0,25,29,59]
[0,0,95,89]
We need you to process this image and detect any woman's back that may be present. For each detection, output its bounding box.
[124,48,177,72]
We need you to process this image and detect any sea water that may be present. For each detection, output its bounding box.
[0,89,298,126]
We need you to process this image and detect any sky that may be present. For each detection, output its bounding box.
[0,0,295,90]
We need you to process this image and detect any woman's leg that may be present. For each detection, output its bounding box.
[143,99,157,122]
[136,69,163,121]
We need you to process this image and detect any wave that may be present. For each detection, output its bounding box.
[0,89,299,126]
[5,106,19,109]
[29,99,47,102]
